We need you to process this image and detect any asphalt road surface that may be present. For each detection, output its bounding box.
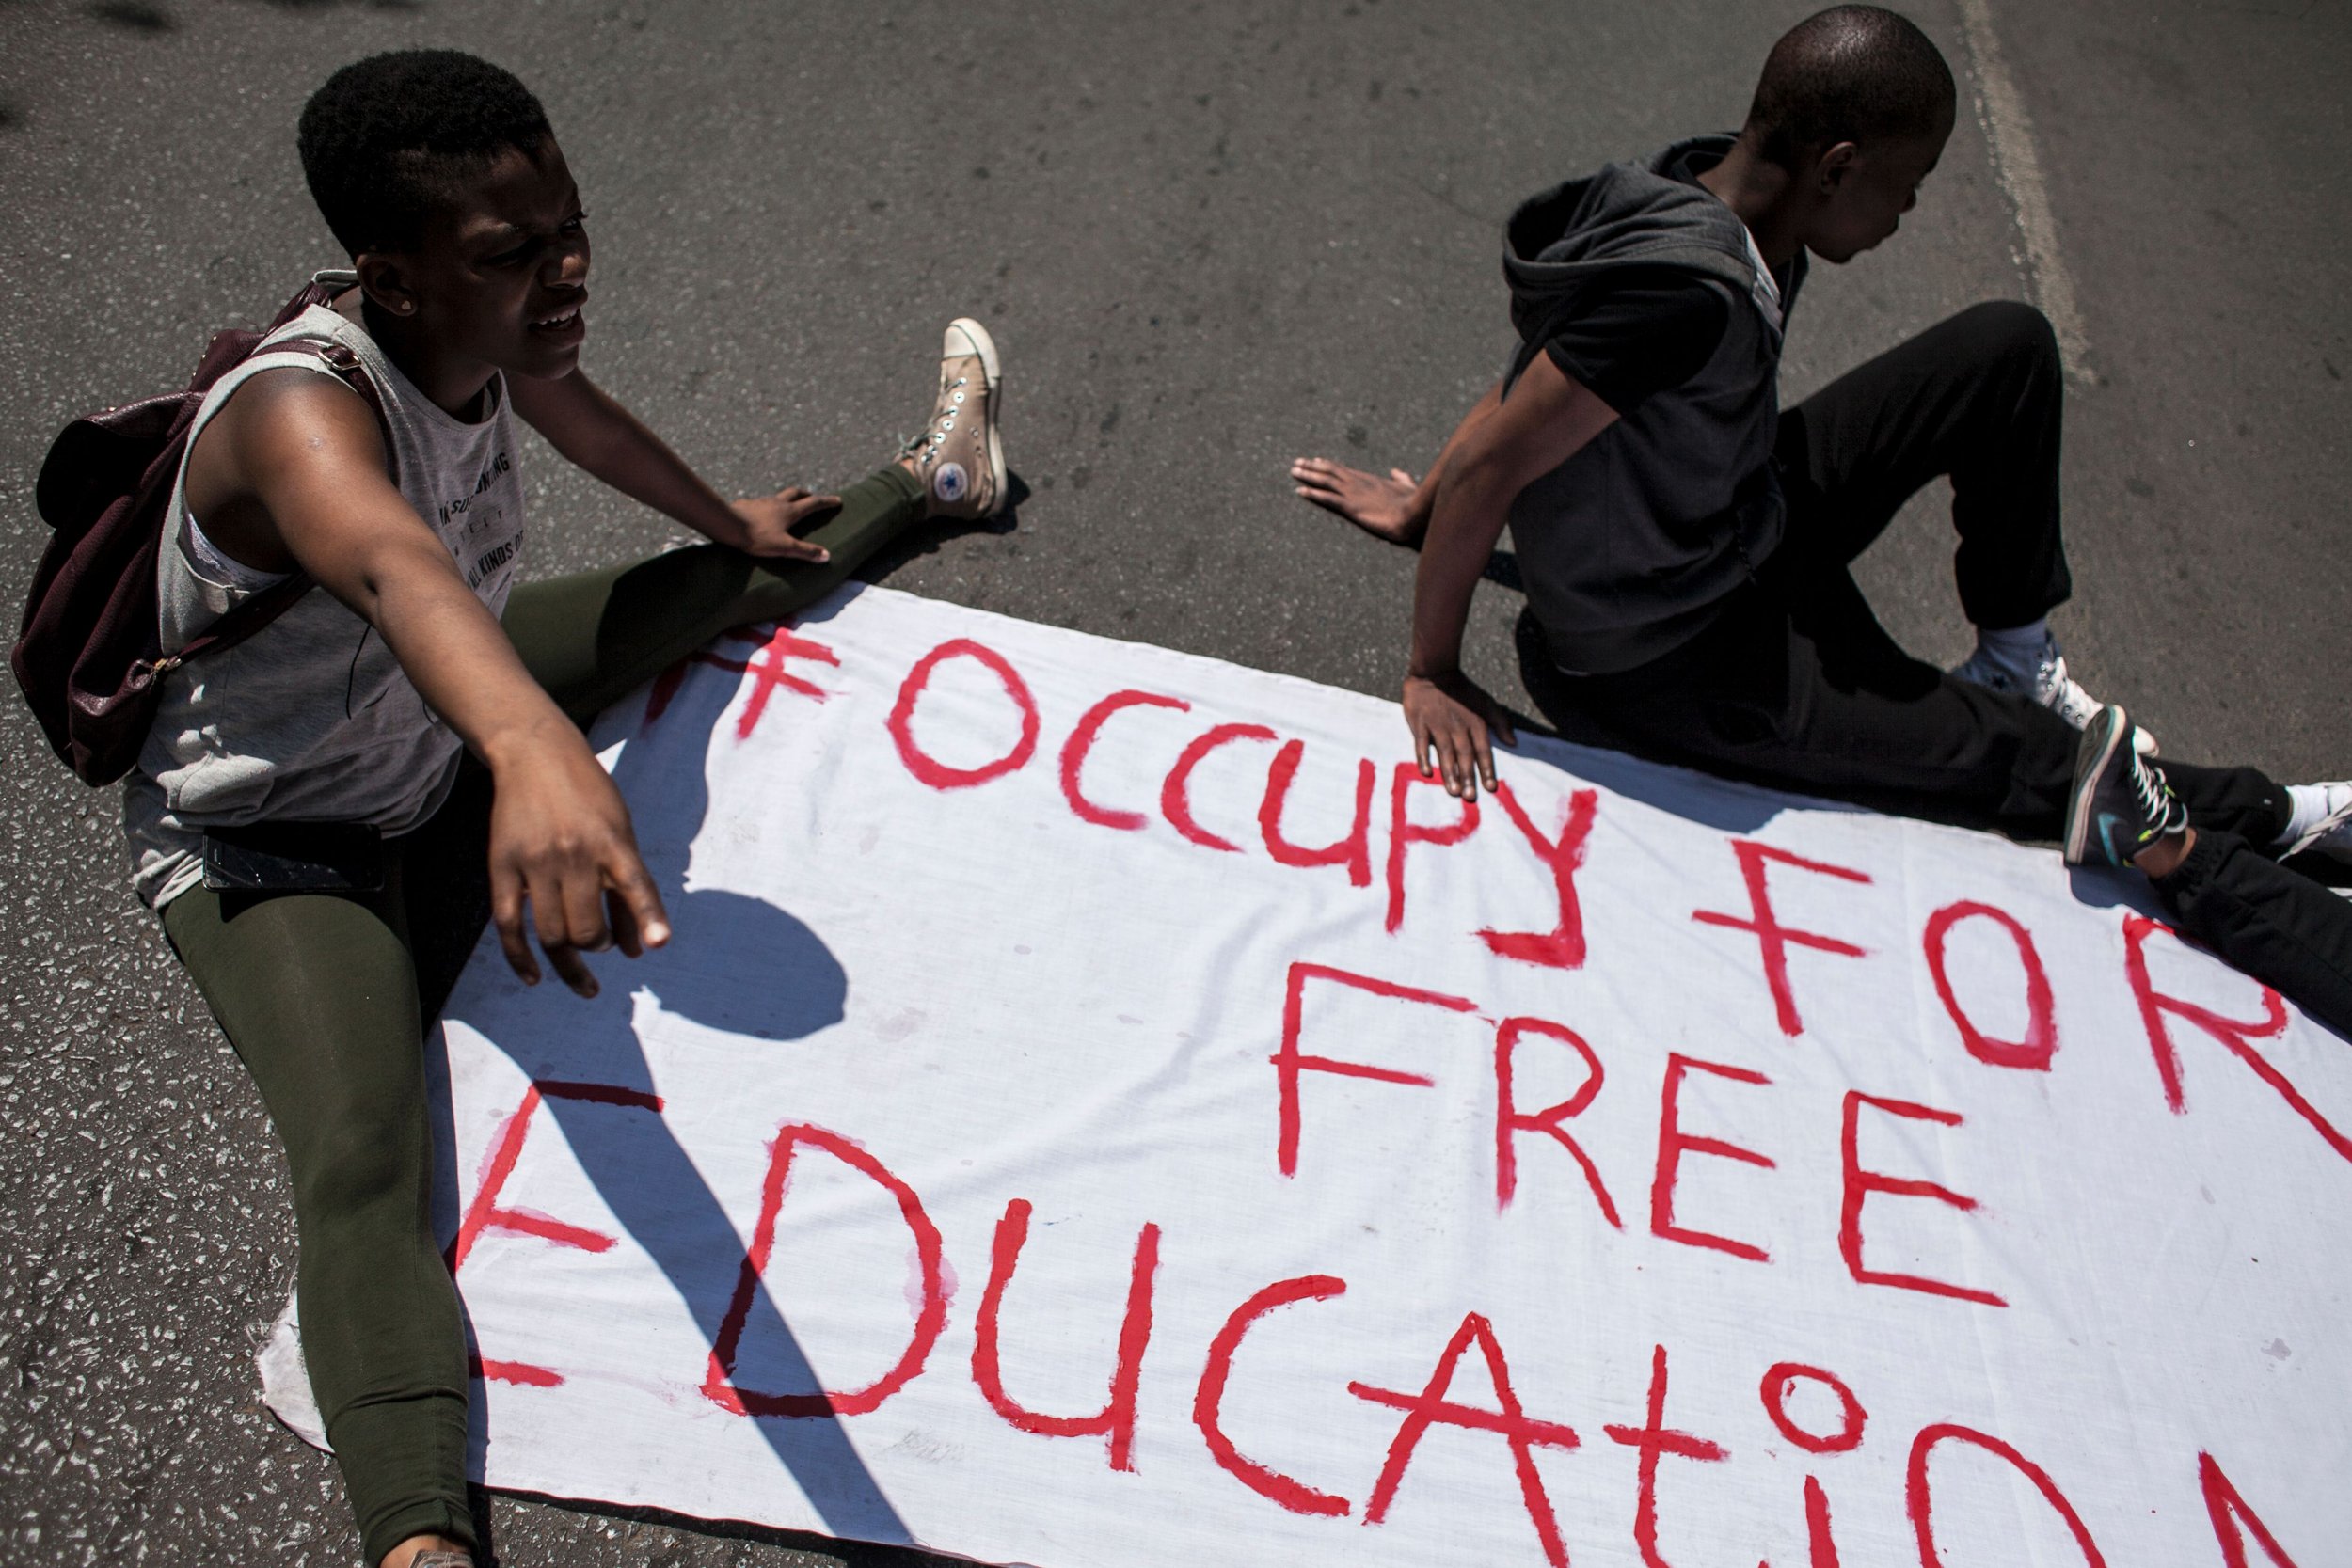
[2,0,2346,1563]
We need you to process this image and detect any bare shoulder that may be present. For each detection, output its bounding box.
[183,363,397,572]
[219,363,386,467]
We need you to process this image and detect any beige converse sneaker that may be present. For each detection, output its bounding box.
[902,317,1005,519]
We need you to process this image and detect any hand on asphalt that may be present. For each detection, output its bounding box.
[1289,456,1426,546]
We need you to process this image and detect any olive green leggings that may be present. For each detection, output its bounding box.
[160,467,922,1565]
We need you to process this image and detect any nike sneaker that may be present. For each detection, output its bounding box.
[2063,704,2187,868]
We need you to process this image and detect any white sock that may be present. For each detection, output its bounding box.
[2279,782,2352,850]
[1972,619,2052,685]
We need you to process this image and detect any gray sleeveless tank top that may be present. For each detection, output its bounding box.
[123,272,529,908]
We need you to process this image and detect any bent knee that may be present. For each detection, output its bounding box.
[1954,299,2058,372]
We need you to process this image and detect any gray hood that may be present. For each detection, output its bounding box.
[1502,134,1792,388]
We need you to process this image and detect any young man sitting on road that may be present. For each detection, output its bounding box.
[125,50,1005,1568]
[1291,4,2352,1036]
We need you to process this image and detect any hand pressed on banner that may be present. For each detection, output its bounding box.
[1402,669,1517,800]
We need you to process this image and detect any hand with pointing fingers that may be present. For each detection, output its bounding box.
[485,717,672,998]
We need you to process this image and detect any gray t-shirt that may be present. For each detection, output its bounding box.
[123,275,528,908]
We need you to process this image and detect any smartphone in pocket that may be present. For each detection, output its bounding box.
[202,821,387,895]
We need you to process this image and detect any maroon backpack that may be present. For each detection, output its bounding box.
[12,277,389,784]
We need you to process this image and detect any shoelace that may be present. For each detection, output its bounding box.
[2031,643,2091,708]
[898,375,974,469]
[2128,752,2185,838]
[2287,784,2352,854]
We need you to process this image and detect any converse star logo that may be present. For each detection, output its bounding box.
[934,462,970,503]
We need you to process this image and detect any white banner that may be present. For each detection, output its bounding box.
[265,583,2348,1568]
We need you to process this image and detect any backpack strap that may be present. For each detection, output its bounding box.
[299,339,389,457]
[148,338,391,676]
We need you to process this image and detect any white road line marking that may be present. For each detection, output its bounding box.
[1955,0,2094,384]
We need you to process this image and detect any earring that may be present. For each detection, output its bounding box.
[397,301,417,315]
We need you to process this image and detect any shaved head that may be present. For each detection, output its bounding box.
[1743,6,1956,168]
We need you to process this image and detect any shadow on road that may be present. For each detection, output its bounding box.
[430,660,920,1552]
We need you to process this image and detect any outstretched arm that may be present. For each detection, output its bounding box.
[209,369,670,997]
[510,367,841,562]
[1404,355,1619,798]
[1290,378,1505,546]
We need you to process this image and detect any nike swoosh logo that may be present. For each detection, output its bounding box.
[2097,812,2130,866]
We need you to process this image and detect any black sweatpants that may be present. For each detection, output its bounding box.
[1527,301,2352,1037]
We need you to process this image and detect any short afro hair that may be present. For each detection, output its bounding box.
[298,50,552,256]
[1742,6,1955,169]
